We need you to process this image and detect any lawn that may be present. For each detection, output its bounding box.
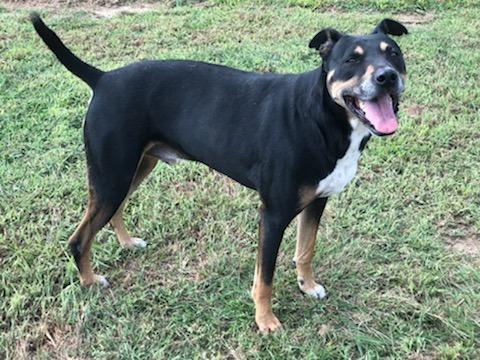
[0,1,479,358]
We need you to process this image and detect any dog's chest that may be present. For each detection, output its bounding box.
[315,122,370,197]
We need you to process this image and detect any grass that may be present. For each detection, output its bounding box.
[1,1,480,358]
[194,0,479,12]
[3,0,479,12]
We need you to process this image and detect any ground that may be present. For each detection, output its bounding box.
[0,0,479,358]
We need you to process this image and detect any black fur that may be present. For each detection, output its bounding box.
[308,28,343,59]
[372,18,409,36]
[30,13,407,326]
[30,13,103,87]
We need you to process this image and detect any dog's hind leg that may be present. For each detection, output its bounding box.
[68,136,143,287]
[68,192,116,287]
[109,154,158,248]
[293,197,327,299]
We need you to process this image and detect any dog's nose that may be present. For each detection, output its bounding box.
[374,68,398,87]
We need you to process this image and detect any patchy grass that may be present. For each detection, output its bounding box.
[2,0,479,12]
[1,2,480,359]
[206,0,479,12]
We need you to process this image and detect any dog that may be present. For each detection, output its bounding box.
[30,13,407,332]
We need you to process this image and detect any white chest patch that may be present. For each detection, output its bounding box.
[316,120,370,197]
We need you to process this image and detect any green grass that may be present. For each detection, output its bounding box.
[199,0,479,12]
[1,2,480,359]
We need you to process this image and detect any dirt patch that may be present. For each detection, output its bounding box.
[14,322,83,360]
[446,234,480,257]
[395,13,435,26]
[2,0,166,17]
[3,0,151,7]
[40,323,83,359]
[405,104,426,118]
[408,355,434,360]
[405,104,426,124]
[442,216,480,257]
[310,9,435,27]
[92,4,160,18]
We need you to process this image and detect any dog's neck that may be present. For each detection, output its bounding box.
[287,67,372,184]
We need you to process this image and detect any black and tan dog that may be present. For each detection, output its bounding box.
[30,13,407,332]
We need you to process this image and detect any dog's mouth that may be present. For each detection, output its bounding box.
[343,94,399,136]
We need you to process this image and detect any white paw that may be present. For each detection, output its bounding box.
[95,275,110,288]
[122,237,147,249]
[303,284,326,300]
[131,237,147,248]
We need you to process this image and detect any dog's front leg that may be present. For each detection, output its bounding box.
[251,207,290,333]
[294,197,328,299]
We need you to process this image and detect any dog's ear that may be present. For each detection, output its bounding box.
[372,18,408,36]
[309,28,343,59]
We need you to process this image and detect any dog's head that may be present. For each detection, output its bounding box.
[310,19,408,136]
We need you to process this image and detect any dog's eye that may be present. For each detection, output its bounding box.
[345,56,359,64]
[389,48,399,56]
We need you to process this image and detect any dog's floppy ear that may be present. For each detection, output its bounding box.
[309,28,343,59]
[372,18,408,36]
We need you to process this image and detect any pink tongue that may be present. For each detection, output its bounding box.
[360,95,398,135]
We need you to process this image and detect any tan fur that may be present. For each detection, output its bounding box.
[298,185,317,210]
[251,262,280,332]
[327,70,335,84]
[110,155,158,247]
[294,207,321,293]
[362,65,375,82]
[354,46,364,55]
[70,150,158,287]
[68,194,110,286]
[380,41,389,51]
[251,210,282,332]
[328,76,360,105]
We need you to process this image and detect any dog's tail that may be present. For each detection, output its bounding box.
[30,12,103,88]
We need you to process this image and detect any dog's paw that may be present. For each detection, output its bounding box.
[302,283,326,299]
[94,275,110,288]
[131,237,147,248]
[81,274,110,288]
[122,237,147,249]
[256,313,282,333]
[298,278,327,300]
